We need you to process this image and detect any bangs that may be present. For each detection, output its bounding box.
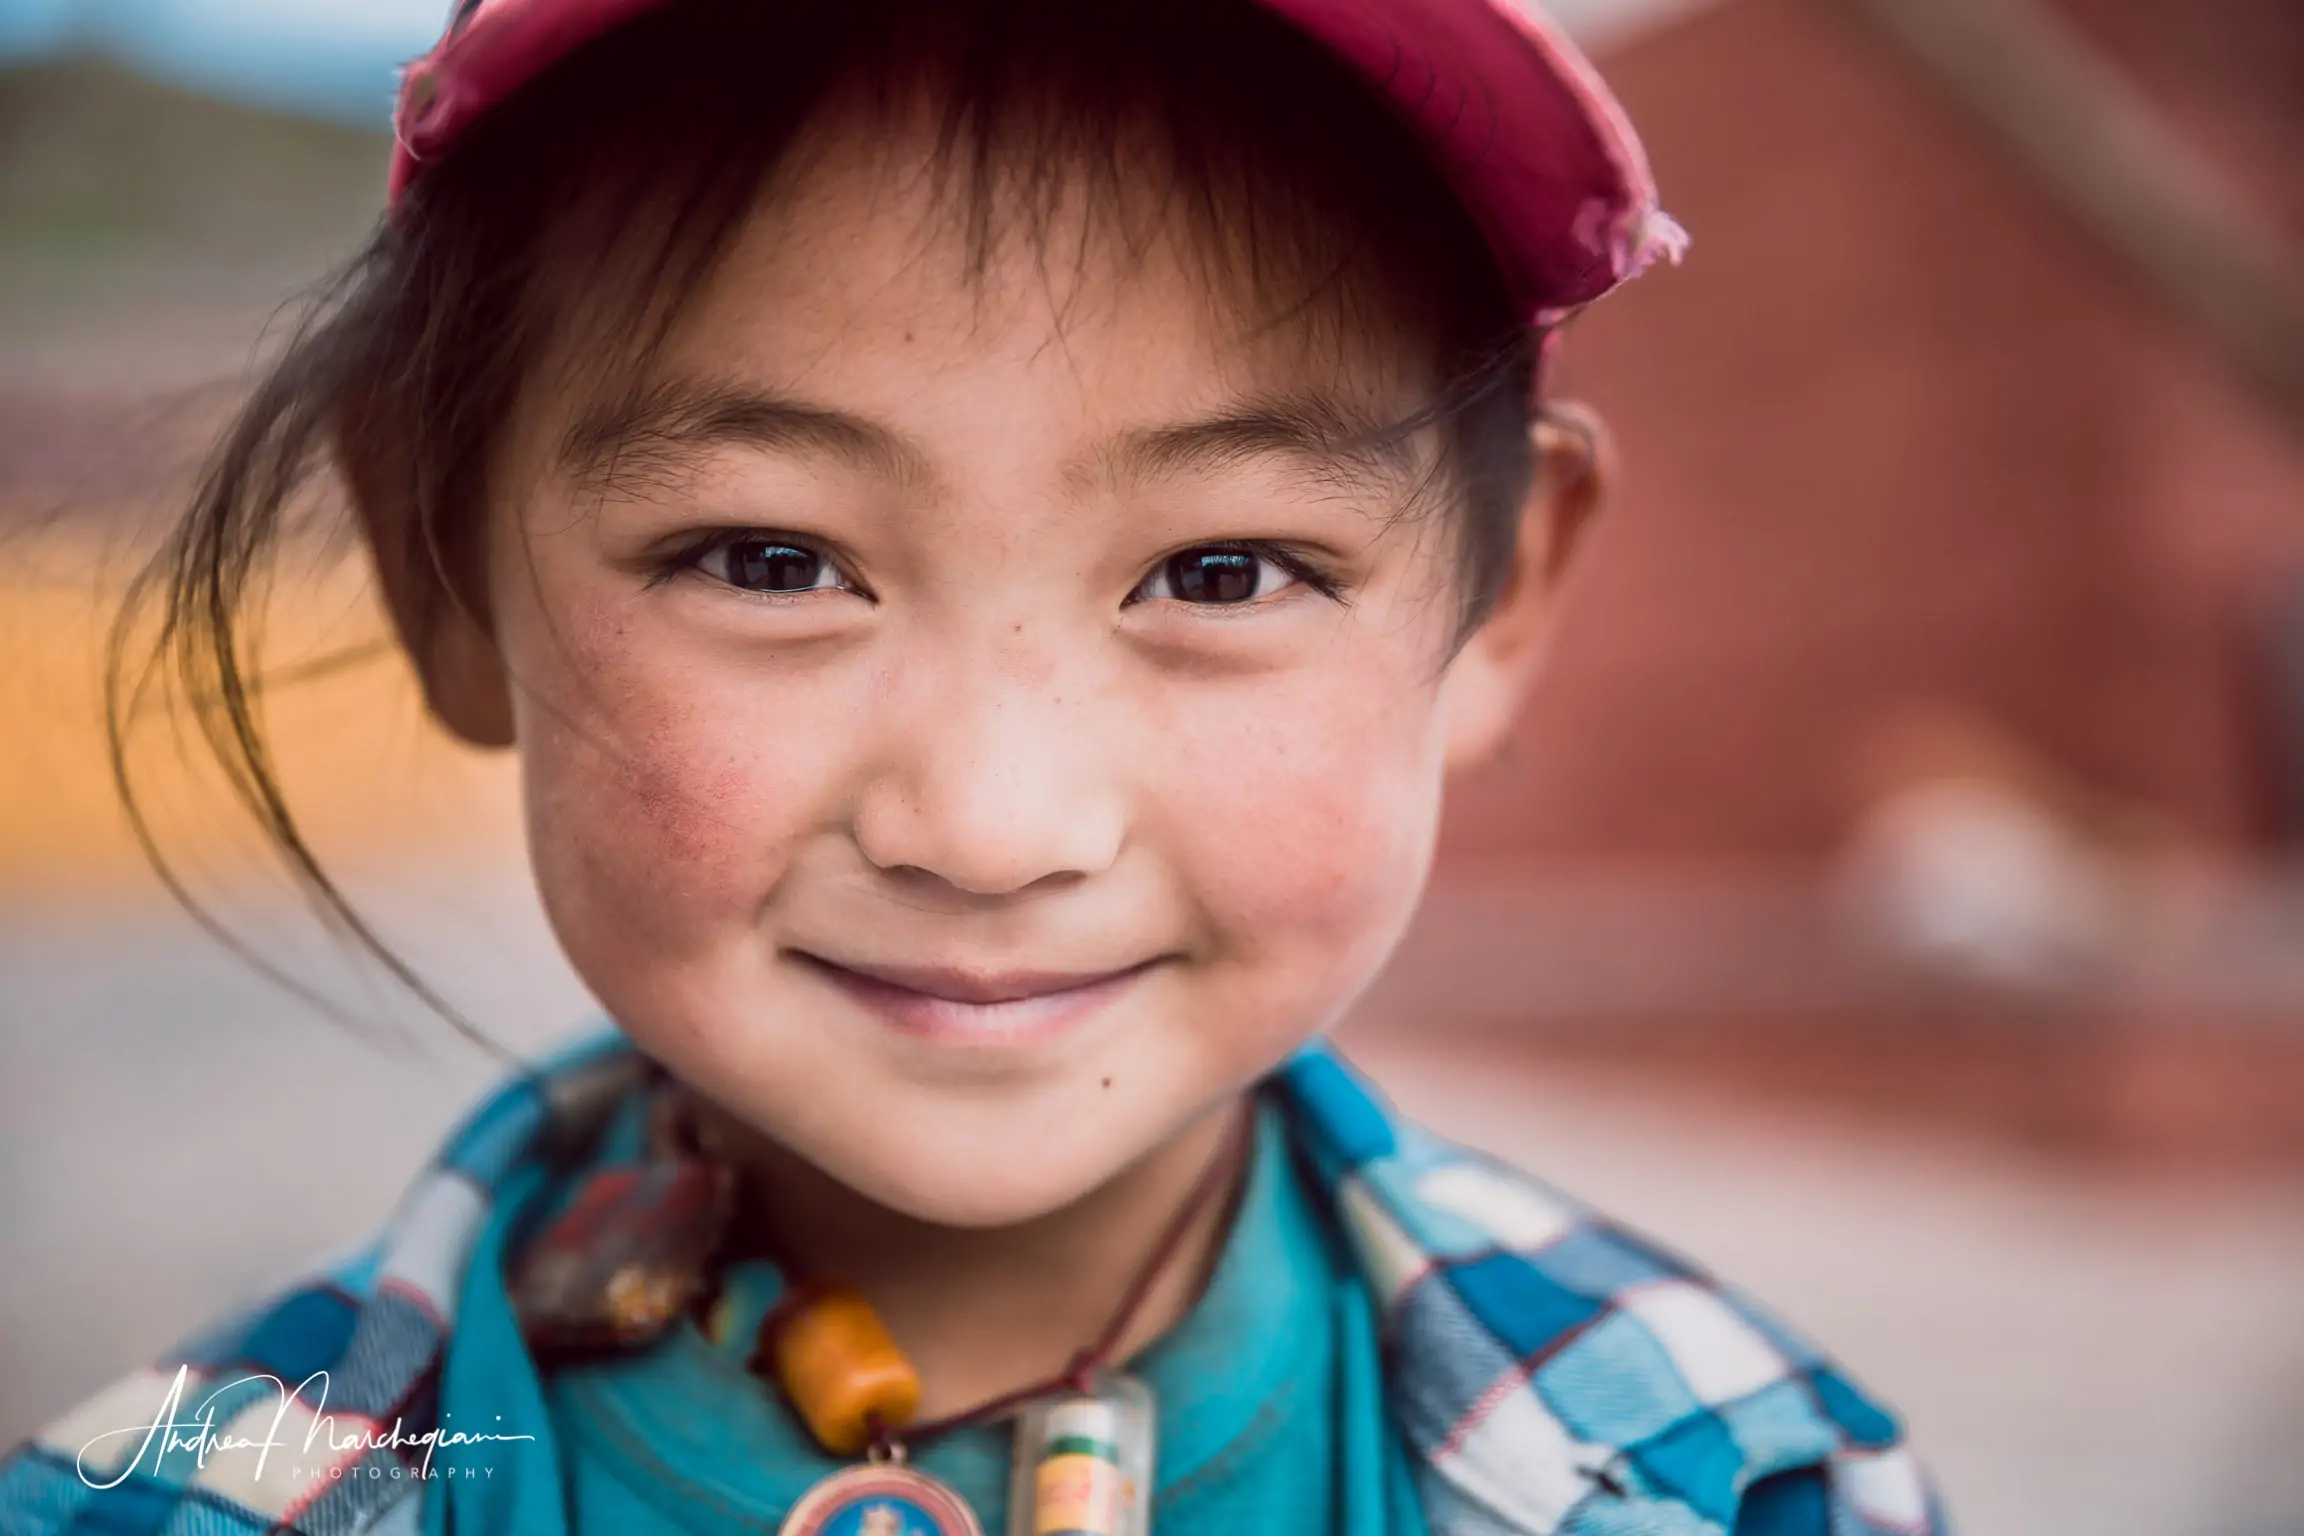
[406,0,1522,380]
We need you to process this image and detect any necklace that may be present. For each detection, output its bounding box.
[510,1083,1252,1536]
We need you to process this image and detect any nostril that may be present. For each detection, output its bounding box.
[875,860,1086,902]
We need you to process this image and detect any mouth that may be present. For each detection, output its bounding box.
[789,951,1164,1046]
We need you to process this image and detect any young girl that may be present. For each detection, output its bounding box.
[4,1,1944,1533]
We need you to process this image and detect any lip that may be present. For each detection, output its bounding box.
[792,951,1161,1047]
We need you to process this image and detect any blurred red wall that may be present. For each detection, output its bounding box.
[1438,0,2304,868]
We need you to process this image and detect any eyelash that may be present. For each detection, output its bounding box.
[652,530,1345,607]
[1124,542,1343,607]
[651,530,866,598]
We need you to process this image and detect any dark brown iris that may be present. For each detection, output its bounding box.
[1161,548,1259,603]
[727,540,826,592]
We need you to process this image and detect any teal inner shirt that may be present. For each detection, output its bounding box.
[427,1095,1430,1536]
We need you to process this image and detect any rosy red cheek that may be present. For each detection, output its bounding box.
[1235,782,1407,941]
[1159,678,1431,947]
[628,751,764,884]
[522,651,799,948]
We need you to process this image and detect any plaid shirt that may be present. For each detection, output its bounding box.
[0,1033,1944,1535]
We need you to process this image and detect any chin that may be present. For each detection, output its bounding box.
[803,1121,1129,1229]
[785,1056,1230,1229]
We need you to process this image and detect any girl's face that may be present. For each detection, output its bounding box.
[447,107,1566,1226]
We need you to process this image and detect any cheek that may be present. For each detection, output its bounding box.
[1155,650,1447,975]
[501,599,825,972]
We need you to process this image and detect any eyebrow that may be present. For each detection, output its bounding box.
[561,377,1430,500]
[560,379,931,492]
[1107,393,1429,491]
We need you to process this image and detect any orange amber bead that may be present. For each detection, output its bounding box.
[765,1286,921,1456]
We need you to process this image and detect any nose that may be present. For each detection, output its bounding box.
[852,652,1126,898]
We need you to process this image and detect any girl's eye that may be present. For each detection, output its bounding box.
[1133,545,1302,606]
[693,536,850,595]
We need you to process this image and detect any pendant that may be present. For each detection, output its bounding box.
[1008,1372,1156,1536]
[511,1157,734,1354]
[778,1459,984,1536]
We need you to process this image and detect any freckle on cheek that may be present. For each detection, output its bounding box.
[624,756,756,871]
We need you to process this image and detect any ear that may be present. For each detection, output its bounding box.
[335,408,517,749]
[1440,401,1611,770]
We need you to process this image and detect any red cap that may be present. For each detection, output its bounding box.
[389,0,1684,323]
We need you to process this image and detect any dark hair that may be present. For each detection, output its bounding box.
[109,0,1543,1039]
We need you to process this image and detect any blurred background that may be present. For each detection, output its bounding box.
[5,1,2304,1531]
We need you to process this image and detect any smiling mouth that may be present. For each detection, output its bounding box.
[790,951,1163,1045]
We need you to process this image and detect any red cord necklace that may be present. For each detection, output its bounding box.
[769,1101,1251,1453]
